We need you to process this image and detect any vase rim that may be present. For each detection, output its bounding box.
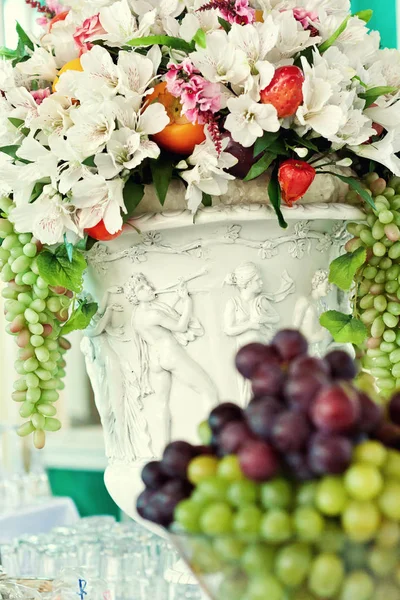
[127,203,365,233]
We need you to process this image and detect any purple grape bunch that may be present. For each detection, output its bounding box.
[137,329,400,527]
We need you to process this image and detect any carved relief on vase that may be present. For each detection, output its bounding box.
[82,269,218,462]
[223,262,295,406]
[292,269,355,358]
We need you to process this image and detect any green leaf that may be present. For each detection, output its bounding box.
[127,35,193,53]
[82,155,96,167]
[62,300,98,335]
[16,22,34,51]
[37,246,87,294]
[319,16,350,53]
[150,157,174,205]
[329,247,367,291]
[244,152,276,181]
[291,134,320,152]
[75,236,88,251]
[8,117,29,137]
[253,132,280,158]
[218,17,231,33]
[30,181,46,203]
[0,46,18,60]
[320,172,376,211]
[0,145,21,160]
[192,28,207,49]
[268,172,288,229]
[123,179,145,222]
[354,9,373,23]
[202,193,212,207]
[64,235,74,263]
[360,86,399,108]
[320,311,367,345]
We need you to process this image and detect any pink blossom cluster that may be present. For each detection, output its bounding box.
[31,88,51,105]
[292,8,319,30]
[166,60,222,125]
[36,0,67,27]
[73,14,106,55]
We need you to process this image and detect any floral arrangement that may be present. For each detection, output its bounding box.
[1,0,400,446]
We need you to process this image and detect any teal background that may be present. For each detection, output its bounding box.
[351,0,397,48]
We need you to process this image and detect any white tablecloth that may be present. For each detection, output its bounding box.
[0,497,79,544]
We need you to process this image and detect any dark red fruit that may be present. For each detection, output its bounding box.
[218,420,254,454]
[141,461,169,490]
[271,329,308,362]
[308,433,352,474]
[389,392,400,427]
[284,373,327,413]
[325,350,357,381]
[251,363,285,397]
[288,356,330,378]
[222,133,259,179]
[374,421,400,450]
[260,66,304,118]
[151,480,193,526]
[238,440,279,482]
[235,343,281,379]
[271,411,311,453]
[161,441,196,479]
[208,402,244,434]
[136,488,156,519]
[245,397,284,441]
[278,160,316,206]
[358,392,383,433]
[285,453,314,481]
[310,384,360,433]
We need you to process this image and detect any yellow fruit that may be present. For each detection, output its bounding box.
[52,58,83,93]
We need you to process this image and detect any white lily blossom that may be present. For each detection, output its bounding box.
[6,87,40,128]
[16,48,58,83]
[30,94,74,139]
[191,30,251,86]
[365,96,400,130]
[66,102,116,158]
[99,0,155,46]
[228,19,278,94]
[179,0,220,43]
[350,129,400,176]
[179,135,237,213]
[226,93,280,147]
[10,185,78,245]
[72,174,127,234]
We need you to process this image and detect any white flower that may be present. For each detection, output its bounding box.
[350,129,400,176]
[295,58,343,139]
[365,96,400,131]
[131,0,184,35]
[66,103,116,158]
[179,133,237,213]
[49,135,90,194]
[225,93,280,147]
[40,22,80,68]
[72,174,127,234]
[190,30,250,86]
[0,97,24,146]
[10,185,78,245]
[95,103,169,177]
[228,19,278,93]
[16,136,59,191]
[99,0,154,46]
[30,94,74,139]
[268,10,318,62]
[179,0,220,43]
[0,59,17,93]
[16,48,58,83]
[366,48,400,89]
[6,87,39,128]
[117,51,156,108]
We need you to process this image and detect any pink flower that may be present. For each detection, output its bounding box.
[73,14,106,55]
[30,88,51,105]
[198,0,255,25]
[165,60,196,96]
[292,8,319,30]
[46,0,67,14]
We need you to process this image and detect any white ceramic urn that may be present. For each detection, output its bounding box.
[81,179,364,520]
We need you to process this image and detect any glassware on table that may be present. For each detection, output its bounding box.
[0,581,43,599]
[51,567,114,600]
[0,544,19,578]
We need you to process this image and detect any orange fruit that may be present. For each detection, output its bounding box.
[146,82,206,155]
[85,220,123,241]
[52,58,83,93]
[49,10,69,31]
[255,10,264,22]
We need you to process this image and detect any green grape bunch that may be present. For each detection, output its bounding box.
[345,173,400,396]
[0,197,73,448]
